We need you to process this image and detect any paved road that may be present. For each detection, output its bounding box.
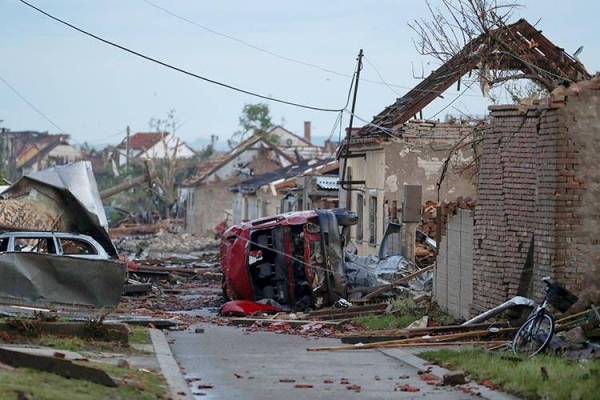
[169,322,517,400]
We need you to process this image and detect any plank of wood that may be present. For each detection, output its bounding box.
[307,340,510,351]
[361,264,435,300]
[307,303,388,317]
[310,328,512,352]
[339,321,511,344]
[228,318,341,329]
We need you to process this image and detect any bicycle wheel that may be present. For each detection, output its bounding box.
[512,312,555,356]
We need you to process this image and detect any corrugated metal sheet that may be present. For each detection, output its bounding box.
[316,175,339,190]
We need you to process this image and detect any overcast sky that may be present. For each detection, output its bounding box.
[1,0,598,149]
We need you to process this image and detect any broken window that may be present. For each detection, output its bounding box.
[13,237,56,254]
[59,238,97,255]
[369,191,378,245]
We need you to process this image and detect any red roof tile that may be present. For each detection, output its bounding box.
[121,132,166,150]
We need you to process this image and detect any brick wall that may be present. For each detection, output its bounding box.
[472,77,600,315]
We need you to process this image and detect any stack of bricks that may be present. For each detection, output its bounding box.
[419,197,476,240]
[471,75,600,316]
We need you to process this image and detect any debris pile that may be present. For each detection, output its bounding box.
[115,232,219,257]
[418,197,475,239]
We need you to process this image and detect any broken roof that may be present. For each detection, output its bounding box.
[228,158,337,194]
[2,131,72,170]
[181,134,295,187]
[357,18,591,138]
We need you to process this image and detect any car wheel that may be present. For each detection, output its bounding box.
[331,208,358,226]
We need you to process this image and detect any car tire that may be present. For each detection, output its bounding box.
[331,208,358,226]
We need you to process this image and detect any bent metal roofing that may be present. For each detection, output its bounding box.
[228,158,336,194]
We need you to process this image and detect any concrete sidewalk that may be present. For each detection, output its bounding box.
[149,328,193,400]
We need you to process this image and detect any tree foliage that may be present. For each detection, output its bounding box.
[228,103,276,148]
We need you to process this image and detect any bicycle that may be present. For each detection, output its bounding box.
[511,277,578,356]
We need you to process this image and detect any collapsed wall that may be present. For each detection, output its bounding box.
[473,76,600,315]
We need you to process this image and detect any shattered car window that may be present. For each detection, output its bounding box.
[13,237,55,254]
[60,238,97,255]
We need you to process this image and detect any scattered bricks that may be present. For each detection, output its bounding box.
[479,379,497,389]
[340,378,350,385]
[197,384,213,389]
[346,385,362,392]
[294,384,313,389]
[234,373,243,379]
[194,328,205,334]
[443,370,466,386]
[53,352,66,359]
[396,384,420,392]
[419,373,439,382]
[323,379,333,384]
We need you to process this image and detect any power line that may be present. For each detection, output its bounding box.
[20,0,345,113]
[88,128,127,143]
[140,0,487,99]
[0,75,68,134]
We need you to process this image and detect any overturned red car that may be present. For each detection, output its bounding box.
[220,209,357,311]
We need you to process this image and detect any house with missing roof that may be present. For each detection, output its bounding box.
[178,122,335,237]
[340,18,592,320]
[227,158,339,225]
[0,130,81,182]
[179,134,296,237]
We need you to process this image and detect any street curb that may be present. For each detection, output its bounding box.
[149,328,193,400]
[380,348,519,400]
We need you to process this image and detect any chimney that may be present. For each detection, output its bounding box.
[303,121,312,144]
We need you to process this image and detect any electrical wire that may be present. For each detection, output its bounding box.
[426,78,478,120]
[0,75,68,134]
[140,0,490,99]
[140,0,417,91]
[88,129,127,143]
[19,0,344,113]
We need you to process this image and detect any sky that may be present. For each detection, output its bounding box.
[1,0,598,150]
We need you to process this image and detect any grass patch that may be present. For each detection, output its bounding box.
[0,322,165,398]
[420,348,600,400]
[353,297,455,330]
[0,361,168,399]
[129,325,151,345]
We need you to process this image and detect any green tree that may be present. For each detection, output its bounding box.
[228,103,277,148]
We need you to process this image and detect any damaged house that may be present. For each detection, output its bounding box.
[179,122,335,237]
[0,130,81,182]
[227,157,339,225]
[179,134,296,237]
[341,19,593,320]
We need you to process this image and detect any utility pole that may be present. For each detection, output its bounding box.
[125,125,130,173]
[339,49,365,208]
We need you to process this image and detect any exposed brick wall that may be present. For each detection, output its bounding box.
[473,77,600,316]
